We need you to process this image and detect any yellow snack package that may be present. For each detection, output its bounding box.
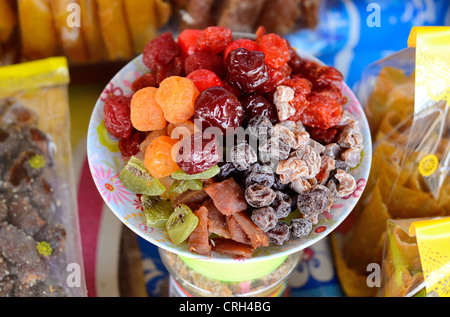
[332,26,450,297]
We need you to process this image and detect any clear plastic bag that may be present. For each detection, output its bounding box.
[331,27,450,297]
[0,57,87,297]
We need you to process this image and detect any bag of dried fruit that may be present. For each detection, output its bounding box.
[0,57,87,297]
[330,26,450,297]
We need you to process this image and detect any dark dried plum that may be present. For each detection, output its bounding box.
[267,221,290,245]
[194,86,244,134]
[176,132,222,175]
[225,48,269,94]
[251,206,278,232]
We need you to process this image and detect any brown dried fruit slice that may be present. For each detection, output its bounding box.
[203,199,230,239]
[211,238,255,259]
[233,211,269,248]
[204,178,247,215]
[227,215,251,245]
[188,206,211,256]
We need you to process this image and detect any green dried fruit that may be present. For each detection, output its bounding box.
[119,156,166,196]
[142,195,173,228]
[166,203,198,245]
[171,165,220,180]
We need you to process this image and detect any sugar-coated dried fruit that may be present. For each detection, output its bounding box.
[186,68,223,92]
[143,32,180,71]
[258,33,290,69]
[166,204,198,245]
[273,85,296,121]
[267,221,290,245]
[229,141,257,171]
[291,218,313,239]
[297,185,333,216]
[194,86,244,134]
[334,169,357,197]
[119,156,166,196]
[289,177,312,194]
[245,184,276,208]
[336,123,363,149]
[103,95,133,139]
[144,135,180,178]
[251,206,278,232]
[142,195,173,228]
[176,132,221,175]
[171,165,220,180]
[130,87,167,131]
[226,47,269,94]
[293,145,321,179]
[178,29,204,58]
[195,26,232,54]
[276,157,308,183]
[340,148,362,168]
[258,138,291,164]
[184,51,226,78]
[247,115,273,140]
[155,76,199,124]
[245,163,275,188]
[270,191,292,219]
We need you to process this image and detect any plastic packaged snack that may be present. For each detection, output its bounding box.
[381,217,450,297]
[0,57,87,297]
[0,0,173,65]
[331,27,450,297]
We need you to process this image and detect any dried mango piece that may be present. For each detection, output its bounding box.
[0,0,16,43]
[18,0,58,60]
[96,0,133,60]
[123,0,158,54]
[79,0,106,62]
[50,0,89,63]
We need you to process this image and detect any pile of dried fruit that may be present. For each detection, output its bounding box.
[103,26,363,258]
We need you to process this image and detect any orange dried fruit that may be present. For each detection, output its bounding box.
[144,135,180,178]
[167,120,200,140]
[155,76,199,123]
[130,87,167,131]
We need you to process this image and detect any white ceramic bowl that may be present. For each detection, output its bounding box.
[87,47,372,263]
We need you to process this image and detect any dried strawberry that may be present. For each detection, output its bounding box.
[186,69,223,92]
[195,26,232,54]
[184,51,225,78]
[103,96,133,139]
[131,72,157,92]
[223,38,259,63]
[301,92,342,130]
[119,130,146,157]
[143,32,180,71]
[258,33,290,69]
[178,29,204,58]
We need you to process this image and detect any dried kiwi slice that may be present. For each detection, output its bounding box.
[119,156,166,196]
[166,179,203,197]
[142,195,173,228]
[166,204,198,245]
[171,165,220,180]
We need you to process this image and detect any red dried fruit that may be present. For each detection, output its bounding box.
[178,29,204,58]
[194,86,244,134]
[226,47,269,94]
[301,92,342,130]
[204,178,247,216]
[119,130,146,157]
[223,38,259,63]
[195,26,232,54]
[240,92,278,126]
[184,51,225,78]
[186,69,223,92]
[258,33,290,69]
[156,56,185,85]
[308,126,338,145]
[176,132,221,175]
[103,95,133,139]
[143,32,180,71]
[131,72,157,92]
